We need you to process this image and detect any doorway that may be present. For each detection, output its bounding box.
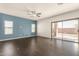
[51,18,79,42]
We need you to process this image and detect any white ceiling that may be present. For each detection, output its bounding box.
[0,3,79,20]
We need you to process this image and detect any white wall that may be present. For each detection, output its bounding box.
[37,18,52,38]
[37,9,79,38]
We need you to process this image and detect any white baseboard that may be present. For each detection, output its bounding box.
[0,35,35,41]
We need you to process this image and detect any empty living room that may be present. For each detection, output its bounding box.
[0,0,79,58]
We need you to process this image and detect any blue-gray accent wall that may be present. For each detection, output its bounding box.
[0,13,37,40]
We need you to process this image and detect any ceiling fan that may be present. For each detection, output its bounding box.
[26,9,42,17]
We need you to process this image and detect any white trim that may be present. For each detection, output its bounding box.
[0,35,35,41]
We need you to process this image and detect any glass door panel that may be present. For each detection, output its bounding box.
[62,20,78,42]
[52,23,56,38]
[56,22,63,39]
[52,22,62,39]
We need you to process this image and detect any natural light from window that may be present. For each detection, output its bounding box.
[4,20,13,35]
[32,24,35,33]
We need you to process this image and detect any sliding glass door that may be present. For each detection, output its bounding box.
[52,22,63,40]
[62,20,78,42]
[51,19,79,42]
[56,22,63,39]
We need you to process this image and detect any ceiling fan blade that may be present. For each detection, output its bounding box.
[36,13,41,17]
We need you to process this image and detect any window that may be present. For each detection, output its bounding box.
[4,20,13,35]
[32,24,35,33]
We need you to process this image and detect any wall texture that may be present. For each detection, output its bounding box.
[37,9,79,38]
[0,13,37,40]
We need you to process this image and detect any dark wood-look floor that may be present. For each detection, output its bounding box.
[0,36,79,56]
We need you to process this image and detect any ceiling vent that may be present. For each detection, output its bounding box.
[57,3,63,5]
